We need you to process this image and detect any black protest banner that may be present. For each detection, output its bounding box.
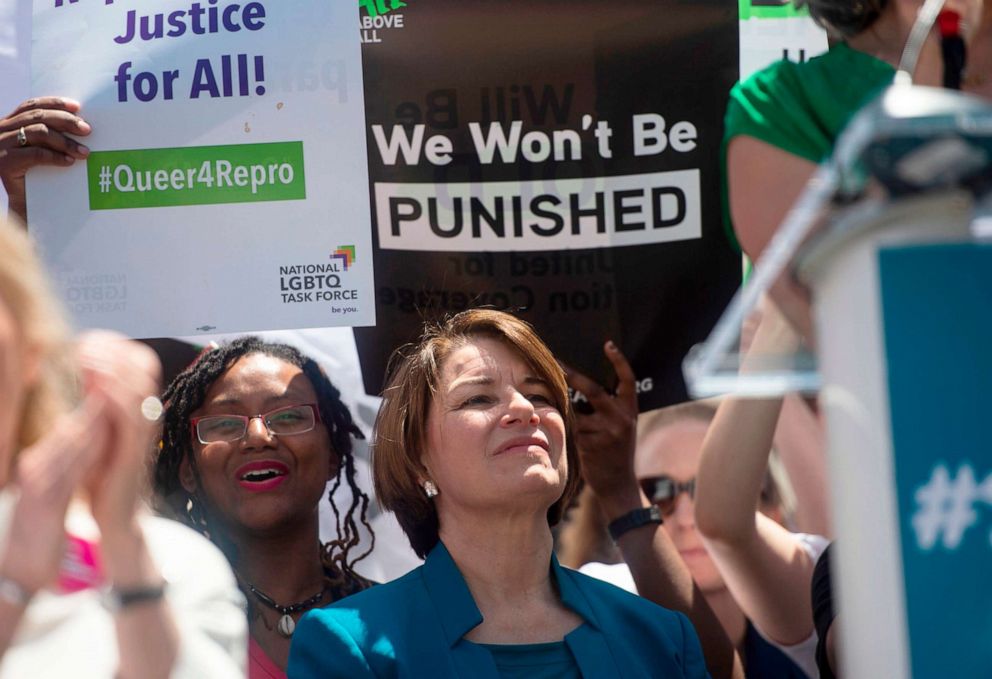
[354,0,741,411]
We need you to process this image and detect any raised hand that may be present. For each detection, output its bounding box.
[564,341,643,515]
[0,398,108,597]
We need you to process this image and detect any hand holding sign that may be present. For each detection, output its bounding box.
[0,97,91,222]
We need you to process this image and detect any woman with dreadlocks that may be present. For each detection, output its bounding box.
[153,336,375,679]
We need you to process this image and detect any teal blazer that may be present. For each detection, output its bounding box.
[288,543,708,678]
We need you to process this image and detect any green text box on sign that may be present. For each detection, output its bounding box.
[738,0,809,19]
[87,142,307,210]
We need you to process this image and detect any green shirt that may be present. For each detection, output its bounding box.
[721,43,895,248]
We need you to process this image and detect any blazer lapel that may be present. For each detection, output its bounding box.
[418,546,628,679]
[421,543,501,679]
[554,555,623,679]
[566,623,623,679]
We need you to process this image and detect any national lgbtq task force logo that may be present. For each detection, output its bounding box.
[277,246,360,307]
[331,245,356,271]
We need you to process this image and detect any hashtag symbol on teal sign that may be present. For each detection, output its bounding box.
[912,464,992,551]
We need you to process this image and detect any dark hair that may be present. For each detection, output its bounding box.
[372,309,580,559]
[153,336,372,594]
[794,0,888,38]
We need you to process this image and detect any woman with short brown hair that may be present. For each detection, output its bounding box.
[288,309,707,678]
[370,308,580,559]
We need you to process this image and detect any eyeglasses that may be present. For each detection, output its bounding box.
[190,403,321,444]
[639,476,696,516]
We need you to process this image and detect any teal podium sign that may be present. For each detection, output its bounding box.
[879,242,992,677]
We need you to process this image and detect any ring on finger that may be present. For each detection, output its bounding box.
[16,127,28,147]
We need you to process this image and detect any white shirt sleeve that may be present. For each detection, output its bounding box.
[577,561,639,595]
[142,516,248,679]
[0,501,247,679]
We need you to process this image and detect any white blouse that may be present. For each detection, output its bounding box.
[0,491,247,678]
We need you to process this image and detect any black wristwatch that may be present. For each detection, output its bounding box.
[102,583,166,613]
[608,506,663,542]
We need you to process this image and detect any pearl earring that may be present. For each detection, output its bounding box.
[423,480,438,498]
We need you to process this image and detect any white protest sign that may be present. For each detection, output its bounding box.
[737,1,828,81]
[27,0,374,337]
[740,15,828,81]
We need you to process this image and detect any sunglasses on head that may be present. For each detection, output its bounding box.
[638,476,696,516]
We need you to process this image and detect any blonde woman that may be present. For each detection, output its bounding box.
[0,219,245,678]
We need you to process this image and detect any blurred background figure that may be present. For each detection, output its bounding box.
[639,402,820,678]
[563,343,744,679]
[559,397,821,678]
[694,300,830,678]
[723,3,992,675]
[726,0,991,338]
[0,217,246,678]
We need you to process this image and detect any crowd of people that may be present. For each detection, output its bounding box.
[1,0,989,676]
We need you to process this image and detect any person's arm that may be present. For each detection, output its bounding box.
[566,343,743,679]
[727,135,819,340]
[727,135,817,261]
[78,333,179,679]
[964,6,992,99]
[101,527,179,679]
[773,393,832,537]
[0,97,91,223]
[727,135,830,535]
[694,302,819,646]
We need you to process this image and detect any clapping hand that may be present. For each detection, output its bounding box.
[1,398,109,597]
[0,333,161,598]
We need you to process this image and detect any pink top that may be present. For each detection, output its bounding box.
[248,637,286,679]
[59,532,104,593]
